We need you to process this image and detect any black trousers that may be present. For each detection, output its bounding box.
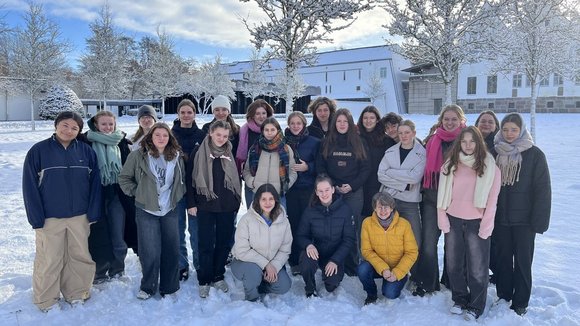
[493,224,536,309]
[196,210,236,286]
[299,251,344,293]
[286,187,314,267]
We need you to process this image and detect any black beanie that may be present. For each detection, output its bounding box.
[137,105,157,121]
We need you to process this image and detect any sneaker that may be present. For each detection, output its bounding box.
[69,299,84,307]
[161,292,178,302]
[450,304,464,315]
[199,285,210,298]
[493,298,510,307]
[463,309,479,321]
[110,272,131,283]
[511,306,527,316]
[213,280,229,293]
[412,286,427,297]
[364,295,378,305]
[179,268,189,281]
[306,290,319,298]
[93,277,108,285]
[291,265,301,276]
[136,290,151,300]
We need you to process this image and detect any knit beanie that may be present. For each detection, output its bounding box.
[137,105,157,121]
[211,95,231,112]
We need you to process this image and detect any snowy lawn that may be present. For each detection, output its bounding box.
[0,113,579,326]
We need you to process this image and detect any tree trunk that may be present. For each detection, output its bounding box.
[161,97,166,116]
[444,82,453,106]
[30,92,35,131]
[103,95,107,112]
[530,82,537,141]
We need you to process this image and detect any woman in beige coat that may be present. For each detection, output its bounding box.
[231,184,293,301]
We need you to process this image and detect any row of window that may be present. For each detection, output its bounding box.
[465,101,580,110]
[467,73,580,95]
[322,67,388,83]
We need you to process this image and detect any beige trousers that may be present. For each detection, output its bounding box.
[33,214,95,310]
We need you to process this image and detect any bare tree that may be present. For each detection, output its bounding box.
[491,0,578,139]
[8,1,69,130]
[184,56,235,114]
[79,3,128,111]
[241,49,270,100]
[240,0,373,114]
[383,0,499,106]
[362,68,385,106]
[143,28,187,115]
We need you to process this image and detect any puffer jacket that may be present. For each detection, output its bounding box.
[378,140,426,203]
[232,206,293,272]
[242,148,297,195]
[495,145,551,233]
[118,148,186,213]
[296,196,356,265]
[361,212,418,280]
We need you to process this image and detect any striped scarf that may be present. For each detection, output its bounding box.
[284,127,308,163]
[248,131,291,194]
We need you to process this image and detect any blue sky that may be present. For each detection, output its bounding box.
[2,0,389,69]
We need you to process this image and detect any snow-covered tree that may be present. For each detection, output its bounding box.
[143,28,187,115]
[79,3,128,111]
[8,1,69,130]
[185,56,235,114]
[362,68,385,106]
[241,49,269,100]
[38,85,84,120]
[382,0,499,106]
[240,0,373,114]
[490,0,579,139]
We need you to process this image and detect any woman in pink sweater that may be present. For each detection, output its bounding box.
[437,126,501,320]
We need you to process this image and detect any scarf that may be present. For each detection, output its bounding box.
[236,119,262,163]
[192,136,241,200]
[494,127,534,186]
[438,152,497,210]
[375,211,395,230]
[248,131,291,194]
[87,130,124,186]
[284,127,309,163]
[423,124,465,189]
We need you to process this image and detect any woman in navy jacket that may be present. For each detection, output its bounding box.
[296,175,356,297]
[23,111,101,311]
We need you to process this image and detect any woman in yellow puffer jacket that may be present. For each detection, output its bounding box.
[357,192,418,305]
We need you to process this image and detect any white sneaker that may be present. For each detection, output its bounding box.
[450,304,464,315]
[213,280,229,293]
[136,290,151,300]
[69,299,84,307]
[199,285,210,298]
[463,309,479,321]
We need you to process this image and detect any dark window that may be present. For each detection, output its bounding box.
[356,86,361,91]
[487,75,497,94]
[467,77,477,95]
[467,103,475,111]
[513,74,522,88]
[488,102,495,109]
[508,102,515,109]
[547,101,554,108]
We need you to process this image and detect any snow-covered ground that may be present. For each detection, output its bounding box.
[1,113,579,326]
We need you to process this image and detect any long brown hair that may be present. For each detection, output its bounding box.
[308,97,337,124]
[322,108,367,160]
[252,184,283,221]
[245,99,274,121]
[442,126,488,177]
[141,122,182,161]
[357,105,386,147]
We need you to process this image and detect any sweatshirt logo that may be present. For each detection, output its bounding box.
[332,151,352,157]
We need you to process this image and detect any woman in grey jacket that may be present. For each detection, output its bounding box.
[377,119,426,288]
[119,122,186,300]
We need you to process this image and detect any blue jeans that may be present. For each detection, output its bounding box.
[357,260,408,299]
[135,207,180,296]
[395,199,421,281]
[177,198,199,271]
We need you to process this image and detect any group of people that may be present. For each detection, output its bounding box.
[23,97,551,320]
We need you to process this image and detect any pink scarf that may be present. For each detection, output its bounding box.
[235,119,262,173]
[423,124,465,189]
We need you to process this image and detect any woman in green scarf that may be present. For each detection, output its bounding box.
[82,111,132,284]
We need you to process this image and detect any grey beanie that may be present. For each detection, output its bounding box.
[211,95,231,112]
[137,105,157,121]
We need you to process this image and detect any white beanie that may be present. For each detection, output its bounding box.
[211,95,231,112]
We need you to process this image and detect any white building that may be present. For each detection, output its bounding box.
[225,45,411,117]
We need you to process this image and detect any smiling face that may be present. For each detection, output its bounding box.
[259,192,276,216]
[442,110,461,132]
[316,180,335,205]
[213,107,229,121]
[289,116,305,135]
[315,104,331,124]
[501,122,521,144]
[96,116,115,134]
[138,115,155,132]
[152,127,169,152]
[178,105,195,127]
[262,123,278,141]
[335,114,349,134]
[362,112,378,132]
[460,132,477,155]
[253,107,268,126]
[210,127,230,148]
[375,203,393,220]
[385,122,399,140]
[398,125,416,148]
[476,113,497,137]
[55,118,81,146]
